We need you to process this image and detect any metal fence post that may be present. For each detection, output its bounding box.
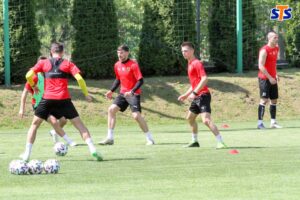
[236,0,243,73]
[3,0,11,86]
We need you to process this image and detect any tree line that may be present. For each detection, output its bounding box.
[0,0,299,83]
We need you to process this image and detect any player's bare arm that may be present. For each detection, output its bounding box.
[178,86,193,102]
[19,88,29,118]
[258,49,276,84]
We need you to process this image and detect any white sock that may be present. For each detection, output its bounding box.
[63,134,73,145]
[145,131,153,141]
[23,143,33,160]
[107,129,114,140]
[50,129,55,135]
[85,138,96,154]
[271,119,276,124]
[258,120,263,125]
[192,133,198,142]
[215,134,223,142]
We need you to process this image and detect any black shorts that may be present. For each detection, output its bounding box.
[35,98,79,120]
[258,78,278,99]
[32,105,64,119]
[113,94,141,113]
[189,93,212,114]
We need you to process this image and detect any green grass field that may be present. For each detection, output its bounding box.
[1,120,300,200]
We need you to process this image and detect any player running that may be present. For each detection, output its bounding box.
[98,45,154,146]
[19,56,77,146]
[178,41,227,149]
[257,31,282,129]
[20,42,102,162]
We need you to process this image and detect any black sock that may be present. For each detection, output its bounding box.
[270,104,276,119]
[258,104,265,120]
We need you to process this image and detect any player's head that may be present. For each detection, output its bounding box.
[181,41,195,60]
[50,42,64,57]
[267,31,278,46]
[117,44,130,62]
[38,56,47,61]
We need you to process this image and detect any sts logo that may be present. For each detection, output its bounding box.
[270,5,292,21]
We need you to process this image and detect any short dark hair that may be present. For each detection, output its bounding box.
[117,44,129,52]
[38,56,47,61]
[51,42,64,53]
[181,41,194,49]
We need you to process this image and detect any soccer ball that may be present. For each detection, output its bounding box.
[9,160,29,175]
[44,159,60,174]
[28,160,43,174]
[54,142,68,156]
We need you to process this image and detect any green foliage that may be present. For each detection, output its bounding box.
[115,0,145,59]
[285,1,300,68]
[71,0,119,78]
[33,0,73,56]
[8,0,40,83]
[243,0,259,70]
[139,0,196,76]
[208,0,236,72]
[208,0,259,71]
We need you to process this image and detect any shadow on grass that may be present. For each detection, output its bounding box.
[155,142,187,145]
[143,107,185,120]
[228,146,266,149]
[209,79,249,94]
[67,157,146,162]
[221,126,300,132]
[102,157,146,162]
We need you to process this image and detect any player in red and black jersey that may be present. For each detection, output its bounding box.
[98,45,154,146]
[18,56,77,146]
[178,42,227,149]
[257,31,282,129]
[20,42,102,161]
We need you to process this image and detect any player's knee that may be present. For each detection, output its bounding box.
[132,112,140,121]
[260,99,268,105]
[108,105,116,114]
[32,118,43,127]
[59,118,67,126]
[187,117,195,125]
[202,118,210,126]
[270,99,277,104]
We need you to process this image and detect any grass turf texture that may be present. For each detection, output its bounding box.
[1,120,300,200]
[0,68,299,128]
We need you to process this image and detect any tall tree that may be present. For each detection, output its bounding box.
[242,0,258,70]
[4,0,40,83]
[71,0,119,78]
[33,0,73,56]
[286,1,300,67]
[171,0,197,69]
[208,0,236,72]
[139,0,196,76]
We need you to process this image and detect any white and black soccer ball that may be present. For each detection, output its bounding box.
[28,160,43,174]
[44,159,60,174]
[54,142,68,156]
[9,160,29,175]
